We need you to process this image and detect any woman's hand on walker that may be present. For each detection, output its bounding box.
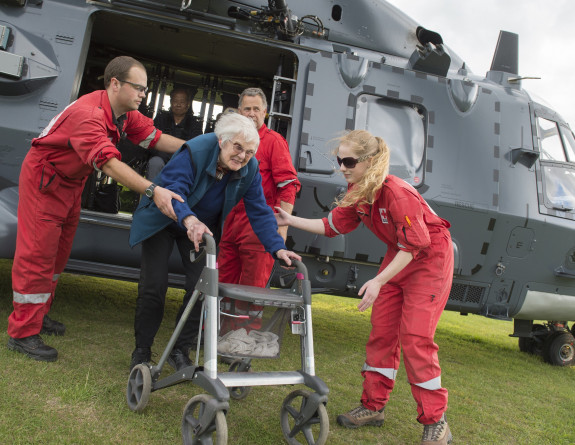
[183,215,213,251]
[276,249,301,266]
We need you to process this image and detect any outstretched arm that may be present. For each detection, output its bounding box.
[101,157,184,220]
[274,206,326,235]
[154,133,186,153]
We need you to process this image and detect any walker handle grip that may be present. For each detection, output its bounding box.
[201,233,217,256]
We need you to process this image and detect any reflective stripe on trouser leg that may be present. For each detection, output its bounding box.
[411,383,448,425]
[362,363,398,381]
[361,364,397,412]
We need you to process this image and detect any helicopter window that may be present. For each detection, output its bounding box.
[559,125,575,163]
[542,165,575,212]
[355,95,425,186]
[537,117,566,162]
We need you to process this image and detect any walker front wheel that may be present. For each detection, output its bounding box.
[126,364,152,412]
[182,394,228,445]
[280,389,329,445]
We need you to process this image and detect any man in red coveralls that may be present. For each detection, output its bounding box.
[7,56,185,362]
[218,88,300,331]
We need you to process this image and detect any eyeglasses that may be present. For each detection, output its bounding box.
[228,140,256,158]
[336,154,373,168]
[117,78,149,94]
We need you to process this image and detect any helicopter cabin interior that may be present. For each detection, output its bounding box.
[78,9,298,215]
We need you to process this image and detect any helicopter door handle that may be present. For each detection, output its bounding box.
[552,204,574,211]
[554,266,575,278]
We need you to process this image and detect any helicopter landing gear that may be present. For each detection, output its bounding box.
[517,321,575,366]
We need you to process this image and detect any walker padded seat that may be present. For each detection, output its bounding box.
[218,283,304,308]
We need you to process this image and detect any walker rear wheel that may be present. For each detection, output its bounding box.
[228,359,253,400]
[126,364,152,412]
[280,389,329,445]
[182,394,228,445]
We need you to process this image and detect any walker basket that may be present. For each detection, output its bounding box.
[217,283,305,360]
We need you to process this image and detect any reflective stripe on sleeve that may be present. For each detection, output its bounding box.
[277,179,297,188]
[327,212,342,235]
[362,363,398,381]
[13,291,51,304]
[139,129,157,149]
[412,376,442,390]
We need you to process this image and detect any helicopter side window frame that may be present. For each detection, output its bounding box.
[560,124,575,163]
[536,117,567,162]
[536,116,575,214]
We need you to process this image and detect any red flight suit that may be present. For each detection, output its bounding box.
[322,175,454,424]
[218,124,300,330]
[9,90,161,339]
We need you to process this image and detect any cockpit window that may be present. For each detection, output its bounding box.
[560,125,575,163]
[543,165,575,211]
[536,117,575,216]
[537,117,566,161]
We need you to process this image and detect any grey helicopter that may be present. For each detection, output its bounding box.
[0,0,574,366]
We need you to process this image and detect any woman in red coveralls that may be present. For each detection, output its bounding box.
[275,130,454,445]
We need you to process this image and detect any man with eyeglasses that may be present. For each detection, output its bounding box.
[8,56,187,362]
[217,87,300,333]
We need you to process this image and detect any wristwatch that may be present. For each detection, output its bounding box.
[145,183,157,199]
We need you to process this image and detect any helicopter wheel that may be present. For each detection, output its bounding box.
[126,364,152,412]
[543,331,575,366]
[280,389,329,445]
[182,394,228,445]
[228,359,253,400]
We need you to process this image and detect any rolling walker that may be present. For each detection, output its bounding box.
[126,234,329,444]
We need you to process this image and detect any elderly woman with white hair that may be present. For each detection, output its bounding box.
[128,112,301,371]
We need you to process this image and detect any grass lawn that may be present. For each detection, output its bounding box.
[0,258,574,444]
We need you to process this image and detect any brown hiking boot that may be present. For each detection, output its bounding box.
[421,413,453,445]
[336,405,385,428]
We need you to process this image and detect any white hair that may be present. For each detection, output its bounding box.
[214,112,260,152]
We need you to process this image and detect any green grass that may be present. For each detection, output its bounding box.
[1,258,574,444]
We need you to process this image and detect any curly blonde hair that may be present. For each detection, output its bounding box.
[335,130,390,208]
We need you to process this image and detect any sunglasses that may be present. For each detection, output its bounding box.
[336,154,373,169]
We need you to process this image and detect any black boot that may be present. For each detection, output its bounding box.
[41,315,66,336]
[168,347,193,371]
[7,335,58,362]
[130,347,152,371]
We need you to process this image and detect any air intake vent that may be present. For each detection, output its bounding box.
[55,34,74,45]
[39,99,58,111]
[449,283,485,304]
